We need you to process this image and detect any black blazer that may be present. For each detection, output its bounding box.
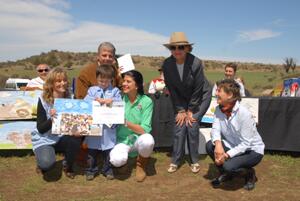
[162,53,207,114]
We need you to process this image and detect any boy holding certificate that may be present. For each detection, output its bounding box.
[84,64,122,180]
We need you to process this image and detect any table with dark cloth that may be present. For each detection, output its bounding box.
[150,94,300,152]
[149,93,174,148]
[258,97,300,152]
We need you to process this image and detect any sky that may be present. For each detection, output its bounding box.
[0,0,299,64]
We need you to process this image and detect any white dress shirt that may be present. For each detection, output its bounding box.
[211,101,265,158]
[26,77,44,89]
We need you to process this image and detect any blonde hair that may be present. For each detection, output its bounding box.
[42,67,70,105]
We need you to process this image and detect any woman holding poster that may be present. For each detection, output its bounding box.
[109,70,155,182]
[206,79,264,190]
[31,68,81,179]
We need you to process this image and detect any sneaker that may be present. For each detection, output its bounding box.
[105,173,114,180]
[190,163,200,173]
[244,168,257,191]
[86,174,95,181]
[62,160,75,179]
[167,163,178,173]
[211,174,233,188]
[103,168,114,180]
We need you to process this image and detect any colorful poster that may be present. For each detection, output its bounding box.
[281,78,300,97]
[0,90,42,120]
[0,121,35,149]
[52,99,125,136]
[201,97,259,123]
[52,98,99,136]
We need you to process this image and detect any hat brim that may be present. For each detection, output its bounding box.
[163,43,194,48]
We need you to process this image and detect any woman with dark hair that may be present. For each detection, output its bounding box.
[110,70,155,182]
[206,79,264,190]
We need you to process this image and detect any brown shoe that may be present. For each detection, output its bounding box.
[136,155,148,182]
[117,163,128,175]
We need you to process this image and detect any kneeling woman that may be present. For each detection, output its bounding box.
[31,68,81,178]
[110,70,155,182]
[206,79,264,190]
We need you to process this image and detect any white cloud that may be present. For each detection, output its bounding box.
[237,29,281,42]
[271,19,285,26]
[0,0,169,61]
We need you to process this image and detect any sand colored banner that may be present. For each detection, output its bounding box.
[0,90,42,120]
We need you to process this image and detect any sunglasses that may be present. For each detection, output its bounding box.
[37,68,49,73]
[169,45,185,51]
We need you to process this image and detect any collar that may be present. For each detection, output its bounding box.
[96,84,113,92]
[124,94,142,106]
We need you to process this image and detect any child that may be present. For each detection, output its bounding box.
[31,67,81,179]
[84,64,122,180]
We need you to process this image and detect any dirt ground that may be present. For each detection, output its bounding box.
[0,151,299,201]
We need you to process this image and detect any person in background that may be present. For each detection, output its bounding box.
[26,64,50,90]
[84,64,122,181]
[109,70,155,182]
[75,42,122,99]
[162,32,208,174]
[148,67,166,94]
[31,68,81,179]
[206,79,264,190]
[212,63,246,97]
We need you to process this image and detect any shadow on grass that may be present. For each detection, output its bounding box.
[203,163,249,191]
[113,156,157,181]
[0,149,33,157]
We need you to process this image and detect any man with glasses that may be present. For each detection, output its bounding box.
[26,64,50,90]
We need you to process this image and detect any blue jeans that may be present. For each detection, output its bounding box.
[205,140,263,174]
[86,148,113,176]
[34,135,81,172]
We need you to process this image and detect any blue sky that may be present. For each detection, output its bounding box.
[1,0,299,64]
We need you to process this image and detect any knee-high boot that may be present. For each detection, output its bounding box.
[136,155,148,182]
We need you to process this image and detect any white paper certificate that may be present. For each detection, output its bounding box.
[92,101,125,125]
[117,54,135,73]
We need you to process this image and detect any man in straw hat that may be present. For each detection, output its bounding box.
[162,32,211,174]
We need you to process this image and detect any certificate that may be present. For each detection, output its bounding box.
[92,101,125,125]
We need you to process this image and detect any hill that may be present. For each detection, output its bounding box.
[0,50,298,96]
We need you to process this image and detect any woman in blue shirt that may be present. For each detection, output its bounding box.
[206,79,265,190]
[31,68,81,179]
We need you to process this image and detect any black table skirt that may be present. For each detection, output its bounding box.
[150,94,300,152]
[258,97,300,152]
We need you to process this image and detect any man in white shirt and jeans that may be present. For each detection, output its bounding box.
[26,64,50,90]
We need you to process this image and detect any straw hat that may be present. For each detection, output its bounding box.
[163,32,194,48]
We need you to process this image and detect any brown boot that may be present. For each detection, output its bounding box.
[136,155,148,182]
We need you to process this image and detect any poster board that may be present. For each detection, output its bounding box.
[201,97,259,123]
[0,121,35,149]
[0,90,41,120]
[52,98,125,136]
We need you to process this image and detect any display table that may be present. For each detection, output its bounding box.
[150,94,300,152]
[258,97,300,152]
